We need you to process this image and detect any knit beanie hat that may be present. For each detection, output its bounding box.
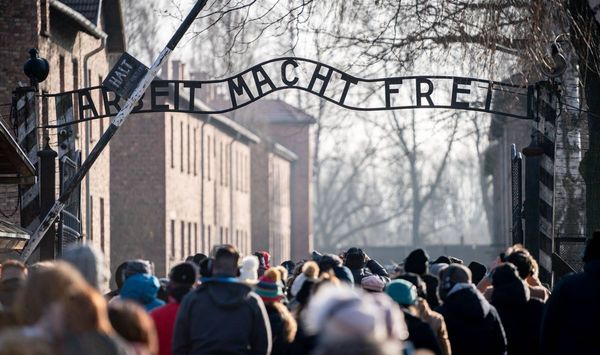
[255,269,284,303]
[361,275,385,292]
[239,255,259,284]
[169,262,198,286]
[468,261,488,285]
[491,263,521,287]
[385,279,417,306]
[404,249,429,275]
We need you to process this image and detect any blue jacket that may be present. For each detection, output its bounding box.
[120,273,165,312]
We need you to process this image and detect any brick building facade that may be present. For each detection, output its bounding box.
[230,99,315,262]
[110,61,259,276]
[250,139,296,265]
[0,0,125,267]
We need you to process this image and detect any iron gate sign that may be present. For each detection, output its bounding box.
[42,57,529,128]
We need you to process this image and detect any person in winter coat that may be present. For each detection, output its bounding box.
[343,248,389,286]
[540,231,600,355]
[315,253,354,285]
[150,263,198,355]
[404,249,441,309]
[254,269,297,355]
[385,279,442,355]
[436,264,506,355]
[120,273,165,312]
[490,263,544,355]
[172,245,272,355]
[396,273,452,355]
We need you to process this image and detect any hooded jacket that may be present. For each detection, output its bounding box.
[437,284,506,355]
[540,260,600,355]
[120,274,165,312]
[172,277,272,355]
[491,276,544,355]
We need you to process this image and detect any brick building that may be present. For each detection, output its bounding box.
[250,138,297,265]
[0,0,125,266]
[230,99,316,262]
[110,61,259,276]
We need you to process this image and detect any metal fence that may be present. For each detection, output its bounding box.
[511,144,524,245]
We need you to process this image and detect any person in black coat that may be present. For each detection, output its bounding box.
[172,245,272,355]
[405,249,441,308]
[491,263,544,355]
[540,231,600,355]
[436,264,506,355]
[343,248,389,285]
[385,279,442,355]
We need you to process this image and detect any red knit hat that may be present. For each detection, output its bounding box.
[254,269,284,303]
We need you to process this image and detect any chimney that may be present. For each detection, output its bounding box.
[171,60,185,80]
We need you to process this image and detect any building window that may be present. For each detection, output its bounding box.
[170,220,175,257]
[194,223,198,253]
[207,135,211,181]
[42,91,49,142]
[193,128,197,176]
[220,141,224,186]
[187,222,192,256]
[72,59,79,90]
[98,75,104,135]
[89,196,93,241]
[187,124,191,174]
[220,227,223,244]
[225,227,229,244]
[59,56,65,93]
[180,122,184,172]
[40,0,49,34]
[100,198,105,253]
[225,145,229,187]
[170,116,174,169]
[180,221,185,259]
[207,225,211,251]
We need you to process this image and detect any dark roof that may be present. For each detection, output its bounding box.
[232,99,317,124]
[0,217,30,241]
[59,0,101,25]
[0,120,36,184]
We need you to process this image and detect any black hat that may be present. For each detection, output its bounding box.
[468,261,487,285]
[433,256,451,264]
[583,230,600,262]
[404,249,429,275]
[491,263,520,287]
[344,248,366,270]
[169,262,198,285]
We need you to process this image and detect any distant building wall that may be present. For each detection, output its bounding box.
[266,123,312,261]
[111,63,255,276]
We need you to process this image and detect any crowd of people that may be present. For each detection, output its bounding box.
[0,231,599,355]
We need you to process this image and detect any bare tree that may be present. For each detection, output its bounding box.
[373,108,459,246]
[314,141,408,251]
[122,0,163,65]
